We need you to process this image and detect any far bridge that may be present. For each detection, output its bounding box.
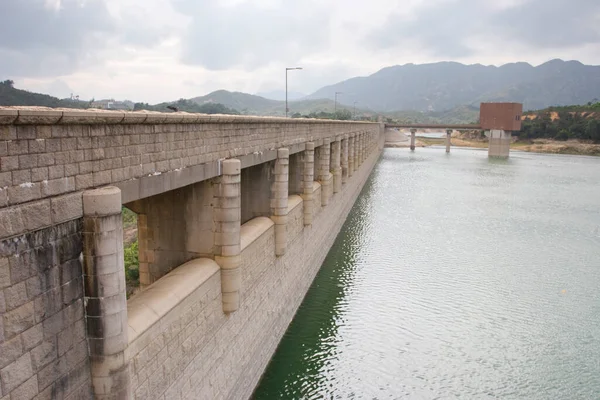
[384,102,523,157]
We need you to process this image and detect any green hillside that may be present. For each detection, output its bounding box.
[0,80,89,108]
[520,102,600,142]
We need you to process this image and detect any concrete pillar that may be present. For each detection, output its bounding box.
[348,134,355,177]
[362,133,367,163]
[318,138,332,206]
[410,129,416,151]
[341,134,349,185]
[82,187,130,399]
[331,138,342,194]
[357,133,361,165]
[271,148,289,256]
[302,142,315,226]
[357,134,362,167]
[446,129,452,153]
[488,130,511,158]
[353,134,360,171]
[214,159,241,313]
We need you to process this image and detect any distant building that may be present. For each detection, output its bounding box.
[91,99,133,111]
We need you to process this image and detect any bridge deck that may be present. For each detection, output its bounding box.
[385,123,481,130]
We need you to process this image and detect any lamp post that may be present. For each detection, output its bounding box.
[353,101,358,120]
[334,91,343,113]
[286,67,302,117]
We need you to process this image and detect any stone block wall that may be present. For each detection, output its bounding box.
[286,196,304,244]
[240,162,273,225]
[0,108,379,242]
[124,136,383,399]
[0,107,383,400]
[0,220,91,400]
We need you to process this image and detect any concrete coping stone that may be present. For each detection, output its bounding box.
[0,106,379,125]
[0,108,18,124]
[127,257,220,343]
[83,186,122,216]
[287,195,303,213]
[240,216,274,251]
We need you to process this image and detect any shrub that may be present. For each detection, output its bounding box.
[124,240,139,284]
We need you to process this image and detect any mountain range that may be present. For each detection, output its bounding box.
[307,59,600,112]
[2,59,599,123]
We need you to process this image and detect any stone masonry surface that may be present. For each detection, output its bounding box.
[125,134,384,399]
[0,106,383,399]
[0,219,92,400]
[0,107,379,241]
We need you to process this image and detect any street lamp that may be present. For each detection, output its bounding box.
[286,67,303,117]
[353,101,358,120]
[334,91,343,113]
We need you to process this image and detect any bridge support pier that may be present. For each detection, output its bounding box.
[302,142,315,226]
[215,159,242,313]
[341,134,349,185]
[318,138,332,206]
[82,187,131,400]
[446,129,452,153]
[271,148,289,256]
[410,129,416,151]
[488,130,511,158]
[332,138,342,194]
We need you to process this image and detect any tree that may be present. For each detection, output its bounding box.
[1,80,14,87]
[555,129,569,141]
[586,119,600,143]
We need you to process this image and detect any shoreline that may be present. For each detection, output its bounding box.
[414,137,600,157]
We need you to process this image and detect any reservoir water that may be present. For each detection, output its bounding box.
[253,147,600,399]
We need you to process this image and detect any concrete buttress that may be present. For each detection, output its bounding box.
[271,148,289,256]
[214,159,242,313]
[82,186,131,400]
[332,138,342,194]
[302,142,315,226]
[341,134,349,185]
[318,138,332,206]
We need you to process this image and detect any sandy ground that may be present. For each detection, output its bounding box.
[384,129,426,148]
[512,139,600,156]
[389,130,600,157]
[431,136,600,157]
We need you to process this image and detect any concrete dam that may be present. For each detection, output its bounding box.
[0,108,384,399]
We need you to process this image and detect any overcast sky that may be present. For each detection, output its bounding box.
[1,0,599,103]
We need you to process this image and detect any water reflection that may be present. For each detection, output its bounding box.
[252,175,379,399]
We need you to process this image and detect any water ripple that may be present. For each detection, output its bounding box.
[254,148,600,399]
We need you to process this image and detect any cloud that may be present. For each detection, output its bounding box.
[0,0,185,79]
[495,0,600,48]
[2,0,600,103]
[367,0,600,58]
[0,0,116,77]
[174,0,332,70]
